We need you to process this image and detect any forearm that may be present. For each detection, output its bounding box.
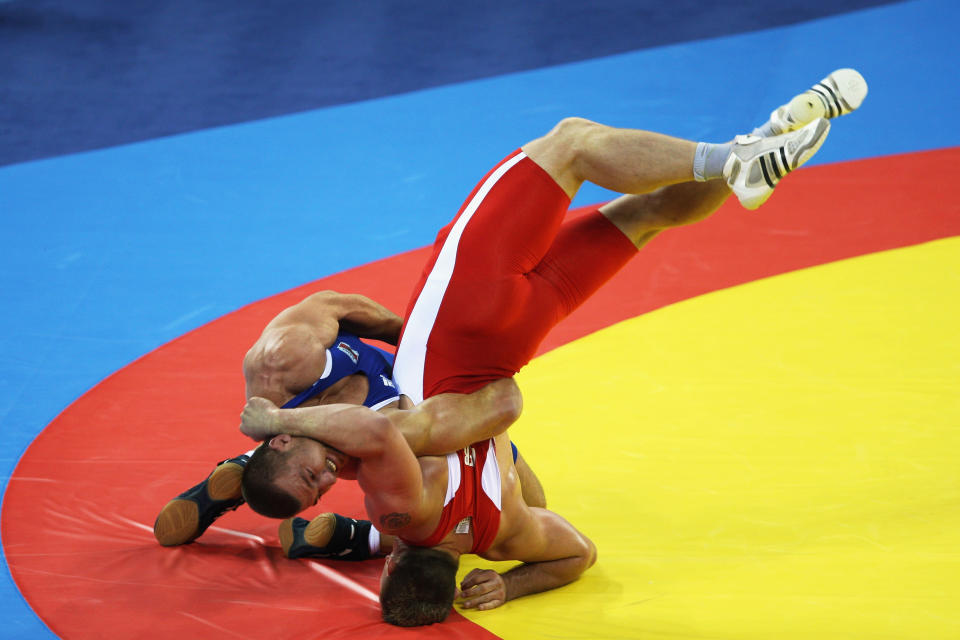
[459,510,596,611]
[402,378,523,456]
[334,293,403,345]
[501,555,589,602]
[274,403,389,457]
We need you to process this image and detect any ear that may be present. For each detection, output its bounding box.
[268,433,294,451]
[384,552,398,575]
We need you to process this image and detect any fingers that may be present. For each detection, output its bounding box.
[456,569,506,611]
[459,568,487,590]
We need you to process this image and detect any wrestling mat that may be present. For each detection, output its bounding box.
[4,149,959,639]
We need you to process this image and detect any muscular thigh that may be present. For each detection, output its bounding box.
[425,272,561,382]
[450,152,570,278]
[396,150,571,399]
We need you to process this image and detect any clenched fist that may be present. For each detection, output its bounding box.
[240,396,281,441]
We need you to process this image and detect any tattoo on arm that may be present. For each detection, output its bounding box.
[380,513,411,529]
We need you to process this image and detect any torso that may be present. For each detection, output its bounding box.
[398,432,523,557]
[298,373,370,408]
[249,330,401,410]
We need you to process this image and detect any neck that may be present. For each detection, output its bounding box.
[398,527,471,558]
[431,539,465,563]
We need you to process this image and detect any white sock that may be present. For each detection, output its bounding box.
[693,141,733,181]
[368,526,382,555]
[751,121,781,138]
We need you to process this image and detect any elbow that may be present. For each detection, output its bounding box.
[583,537,598,570]
[305,289,340,303]
[573,534,597,575]
[495,378,523,426]
[559,535,597,589]
[505,388,523,425]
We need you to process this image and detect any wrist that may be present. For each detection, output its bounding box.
[501,572,517,602]
[273,406,297,436]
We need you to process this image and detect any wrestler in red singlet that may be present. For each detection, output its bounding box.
[392,149,638,546]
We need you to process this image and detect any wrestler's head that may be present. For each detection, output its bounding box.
[241,434,349,518]
[379,541,459,626]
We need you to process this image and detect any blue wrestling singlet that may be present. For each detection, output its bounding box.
[281,332,400,410]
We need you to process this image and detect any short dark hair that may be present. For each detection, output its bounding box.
[241,443,301,519]
[380,547,459,626]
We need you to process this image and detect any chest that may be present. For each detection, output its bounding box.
[311,373,369,406]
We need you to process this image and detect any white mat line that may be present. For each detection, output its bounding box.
[307,561,379,603]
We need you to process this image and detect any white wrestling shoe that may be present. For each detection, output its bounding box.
[767,68,868,134]
[724,117,830,210]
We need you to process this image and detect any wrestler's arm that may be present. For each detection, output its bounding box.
[240,397,427,529]
[457,509,596,611]
[244,290,403,400]
[285,290,403,345]
[241,377,522,457]
[388,378,524,456]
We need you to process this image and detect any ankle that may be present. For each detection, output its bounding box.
[693,141,733,181]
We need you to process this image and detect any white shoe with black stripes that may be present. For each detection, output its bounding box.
[723,117,831,210]
[768,68,868,134]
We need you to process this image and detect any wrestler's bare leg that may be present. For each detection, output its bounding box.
[601,179,733,250]
[522,117,699,199]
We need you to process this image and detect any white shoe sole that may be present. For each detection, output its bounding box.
[775,68,868,132]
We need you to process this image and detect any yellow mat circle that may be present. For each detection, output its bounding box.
[458,238,960,639]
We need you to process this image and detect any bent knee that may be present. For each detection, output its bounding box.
[523,117,600,198]
[550,116,596,138]
[542,117,602,154]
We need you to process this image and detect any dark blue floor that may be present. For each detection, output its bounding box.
[1,0,904,166]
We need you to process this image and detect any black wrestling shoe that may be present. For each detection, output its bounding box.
[153,454,250,546]
[279,513,374,561]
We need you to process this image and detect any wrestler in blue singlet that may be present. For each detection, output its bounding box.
[281,332,400,411]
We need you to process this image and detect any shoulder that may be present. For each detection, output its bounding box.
[248,324,325,371]
[374,454,449,540]
[243,324,330,402]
